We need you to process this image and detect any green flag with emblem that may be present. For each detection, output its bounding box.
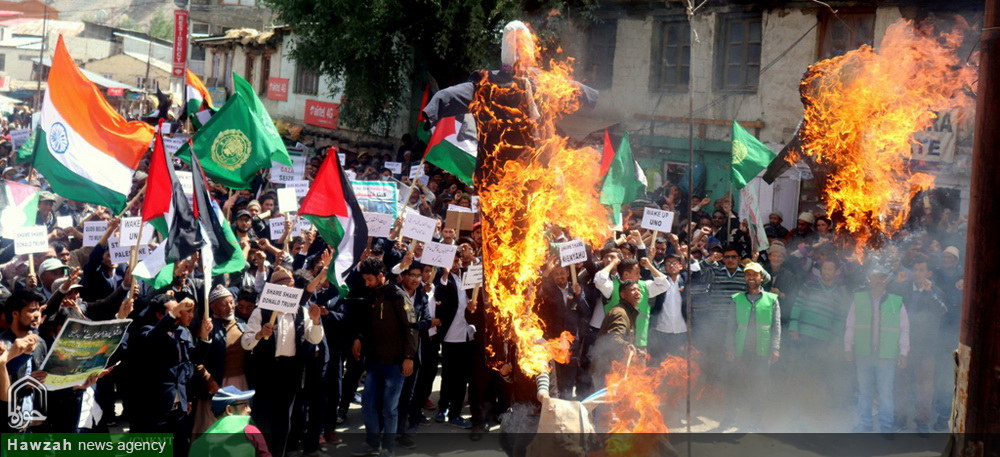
[730,121,776,189]
[175,91,275,189]
[232,72,292,167]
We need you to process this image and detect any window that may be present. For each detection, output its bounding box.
[0,54,6,72]
[583,21,617,88]
[651,19,690,91]
[818,11,874,60]
[294,63,318,95]
[715,13,762,92]
[259,53,271,94]
[190,45,206,62]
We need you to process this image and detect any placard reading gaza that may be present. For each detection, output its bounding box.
[641,208,674,232]
[422,242,457,269]
[558,239,587,267]
[258,283,305,313]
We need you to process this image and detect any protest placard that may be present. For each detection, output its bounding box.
[277,187,299,213]
[56,215,74,229]
[352,181,399,215]
[10,128,30,149]
[108,237,150,264]
[163,135,190,155]
[14,226,48,255]
[470,196,480,213]
[174,170,194,199]
[445,205,475,231]
[384,161,403,175]
[558,239,588,267]
[422,242,457,269]
[82,221,108,247]
[269,217,287,240]
[259,283,304,313]
[293,218,312,236]
[408,166,421,180]
[338,153,346,165]
[285,180,310,198]
[641,208,674,232]
[400,210,437,243]
[363,212,394,238]
[40,318,132,390]
[462,264,483,290]
[271,155,307,183]
[119,217,142,247]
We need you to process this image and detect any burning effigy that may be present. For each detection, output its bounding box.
[776,19,976,254]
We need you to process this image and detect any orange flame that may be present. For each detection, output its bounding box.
[470,23,608,376]
[604,355,700,456]
[798,19,975,253]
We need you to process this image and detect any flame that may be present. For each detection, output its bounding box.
[470,23,608,376]
[604,355,700,456]
[797,19,975,253]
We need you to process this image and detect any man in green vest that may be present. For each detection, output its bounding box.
[724,262,780,430]
[190,386,272,456]
[593,257,669,351]
[844,267,910,433]
[591,279,643,389]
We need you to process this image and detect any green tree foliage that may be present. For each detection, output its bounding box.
[148,11,174,41]
[263,0,592,133]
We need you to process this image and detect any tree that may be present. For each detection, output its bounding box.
[262,0,593,134]
[148,11,174,41]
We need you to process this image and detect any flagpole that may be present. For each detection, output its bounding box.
[117,184,148,218]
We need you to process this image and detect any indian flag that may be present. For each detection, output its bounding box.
[186,69,214,129]
[424,115,477,185]
[0,180,40,237]
[17,36,153,213]
[300,149,368,296]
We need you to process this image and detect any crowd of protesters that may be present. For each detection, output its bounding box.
[0,128,968,457]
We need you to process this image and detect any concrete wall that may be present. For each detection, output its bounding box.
[0,47,41,80]
[83,53,171,90]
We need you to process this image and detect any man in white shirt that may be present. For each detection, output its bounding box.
[241,276,324,457]
[649,254,688,361]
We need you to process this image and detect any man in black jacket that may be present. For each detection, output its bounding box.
[134,293,211,457]
[537,264,589,399]
[351,257,418,457]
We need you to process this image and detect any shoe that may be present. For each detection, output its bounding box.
[325,430,343,445]
[396,434,416,449]
[350,442,380,456]
[447,417,473,429]
[434,410,447,423]
[424,399,436,409]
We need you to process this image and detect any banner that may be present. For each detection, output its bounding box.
[40,318,131,390]
[351,181,398,215]
[911,109,957,163]
[740,179,769,253]
[171,10,189,78]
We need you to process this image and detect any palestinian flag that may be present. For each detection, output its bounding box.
[185,69,215,130]
[0,180,40,237]
[415,84,431,144]
[600,132,647,226]
[134,137,245,288]
[18,36,153,213]
[599,128,615,178]
[299,149,368,295]
[424,115,477,185]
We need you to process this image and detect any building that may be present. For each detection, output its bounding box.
[556,0,979,228]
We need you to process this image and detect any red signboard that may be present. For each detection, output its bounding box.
[304,100,339,129]
[172,10,189,78]
[107,87,125,97]
[266,78,289,101]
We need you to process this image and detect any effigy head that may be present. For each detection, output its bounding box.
[501,20,537,72]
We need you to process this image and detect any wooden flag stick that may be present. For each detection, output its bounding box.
[27,253,35,277]
[126,220,146,277]
[264,311,279,340]
[116,184,148,218]
[570,263,578,288]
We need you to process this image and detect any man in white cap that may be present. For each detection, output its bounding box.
[36,258,69,300]
[724,261,781,430]
[787,211,817,245]
[190,385,271,457]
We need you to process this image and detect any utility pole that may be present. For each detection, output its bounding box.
[34,0,49,111]
[950,0,1000,455]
